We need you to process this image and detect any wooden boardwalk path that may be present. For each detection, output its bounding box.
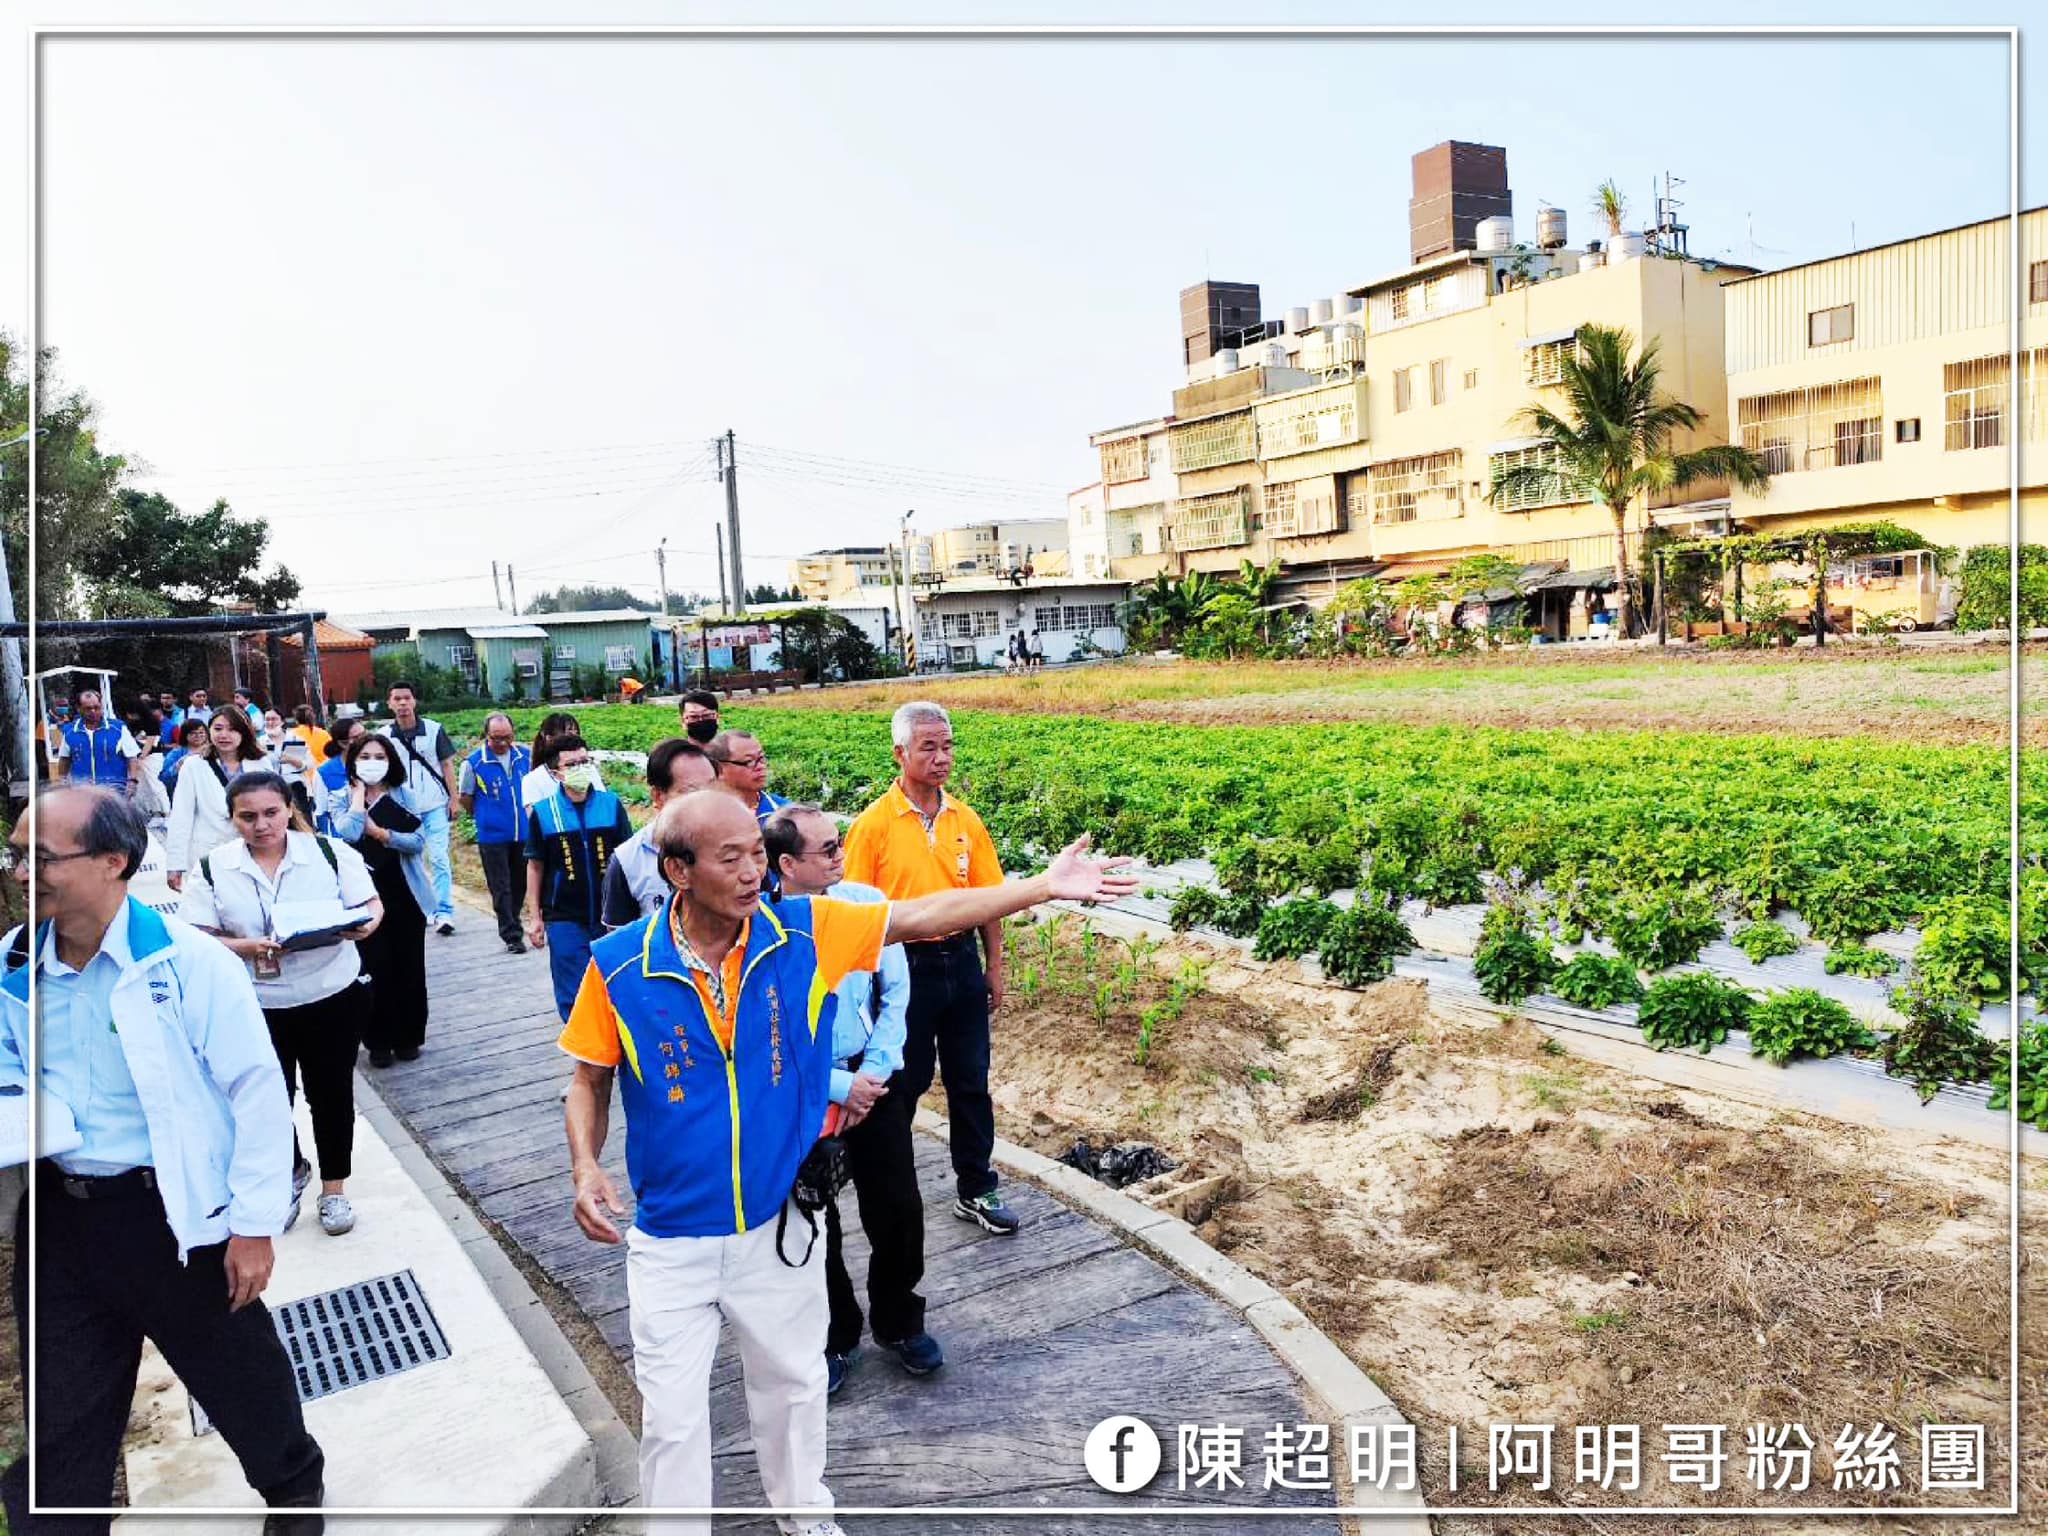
[366,908,1344,1531]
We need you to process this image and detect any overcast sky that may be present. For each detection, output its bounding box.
[7,3,2032,616]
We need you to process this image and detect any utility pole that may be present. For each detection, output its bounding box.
[715,523,729,613]
[721,428,747,618]
[655,538,670,618]
[507,564,519,617]
[897,509,916,670]
[492,560,504,610]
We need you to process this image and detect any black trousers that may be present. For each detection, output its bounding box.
[31,1168,324,1532]
[265,982,365,1181]
[3,1193,27,1532]
[899,935,997,1202]
[477,841,525,946]
[360,900,428,1056]
[822,1079,927,1352]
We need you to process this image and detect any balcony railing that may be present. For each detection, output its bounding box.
[1169,412,1257,473]
[1295,332,1366,375]
[1167,489,1252,551]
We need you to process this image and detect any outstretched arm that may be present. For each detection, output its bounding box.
[883,836,1138,947]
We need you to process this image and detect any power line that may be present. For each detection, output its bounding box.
[147,433,722,479]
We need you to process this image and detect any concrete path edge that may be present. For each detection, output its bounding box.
[916,1107,1433,1534]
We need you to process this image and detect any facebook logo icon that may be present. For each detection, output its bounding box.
[1086,1415,1163,1494]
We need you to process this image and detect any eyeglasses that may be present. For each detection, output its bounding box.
[0,848,96,872]
[725,754,767,771]
[801,840,844,861]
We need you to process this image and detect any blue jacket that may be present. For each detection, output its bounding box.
[464,743,531,845]
[567,896,860,1239]
[1,900,296,1260]
[331,783,436,921]
[59,720,132,787]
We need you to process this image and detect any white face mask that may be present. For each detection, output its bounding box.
[357,758,390,785]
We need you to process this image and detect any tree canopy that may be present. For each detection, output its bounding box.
[77,489,301,618]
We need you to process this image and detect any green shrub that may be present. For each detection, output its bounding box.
[1879,978,2000,1101]
[1824,942,1897,979]
[1953,542,2048,632]
[1606,887,1723,971]
[1731,920,1799,964]
[1472,905,1558,1005]
[1550,952,1645,1010]
[1746,988,1876,1065]
[1638,972,1752,1054]
[1800,868,1909,947]
[1319,901,1416,987]
[1169,884,1264,938]
[1989,1018,2048,1130]
[1915,895,2011,1003]
[1254,898,1340,962]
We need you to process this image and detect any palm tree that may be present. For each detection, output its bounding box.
[1592,179,1629,241]
[1233,558,1284,643]
[1489,324,1771,636]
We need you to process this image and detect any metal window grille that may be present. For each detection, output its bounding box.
[1166,489,1252,551]
[445,644,474,669]
[604,645,635,672]
[2024,348,2048,442]
[1393,368,1414,413]
[1297,331,1366,375]
[555,644,576,660]
[1262,480,1299,535]
[1371,450,1465,524]
[1099,437,1148,485]
[1463,368,1479,390]
[1033,606,1060,630]
[1037,603,1119,632]
[1944,355,2009,451]
[1168,412,1256,472]
[1524,338,1579,388]
[1807,304,1854,347]
[1738,376,1883,472]
[1488,444,1591,512]
[2032,260,2048,306]
[1429,359,1448,406]
[1255,384,1360,457]
[1390,286,1411,321]
[1344,472,1371,529]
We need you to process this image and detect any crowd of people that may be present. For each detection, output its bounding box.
[6,679,1139,1535]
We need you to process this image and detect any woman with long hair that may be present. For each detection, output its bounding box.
[164,706,271,892]
[178,772,383,1236]
[519,711,588,811]
[332,733,432,1068]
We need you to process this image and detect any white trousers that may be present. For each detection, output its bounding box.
[627,1214,833,1536]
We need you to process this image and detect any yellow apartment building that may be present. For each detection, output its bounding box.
[790,546,898,603]
[1722,207,2046,553]
[1103,240,1754,603]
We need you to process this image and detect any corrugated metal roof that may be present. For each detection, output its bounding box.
[341,606,656,633]
[466,624,549,639]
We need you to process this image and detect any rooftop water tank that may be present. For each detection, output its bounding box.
[1611,231,1646,261]
[1287,305,1312,333]
[1476,216,1514,253]
[1338,293,1362,314]
[1213,348,1240,374]
[1537,206,1568,251]
[1264,342,1290,368]
[1309,297,1334,325]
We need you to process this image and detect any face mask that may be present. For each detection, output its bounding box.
[561,763,601,793]
[357,758,390,785]
[685,718,717,744]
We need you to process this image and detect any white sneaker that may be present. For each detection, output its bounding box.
[317,1194,355,1235]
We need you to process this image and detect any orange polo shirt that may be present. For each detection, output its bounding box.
[843,781,1003,934]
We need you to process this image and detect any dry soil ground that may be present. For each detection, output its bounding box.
[755,643,2037,746]
[963,915,2042,1535]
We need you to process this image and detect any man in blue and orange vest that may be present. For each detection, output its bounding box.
[558,789,1137,1536]
[51,689,144,799]
[458,712,532,953]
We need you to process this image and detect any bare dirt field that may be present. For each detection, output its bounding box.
[756,644,2036,746]
[960,915,2040,1533]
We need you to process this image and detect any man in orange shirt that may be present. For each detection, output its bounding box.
[842,701,1018,1249]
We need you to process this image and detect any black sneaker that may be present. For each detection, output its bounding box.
[953,1191,1021,1235]
[882,1331,943,1376]
[506,940,527,954]
[368,1049,395,1069]
[395,1046,421,1062]
[826,1348,852,1396]
[262,1482,324,1534]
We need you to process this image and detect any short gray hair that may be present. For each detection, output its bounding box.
[38,783,149,880]
[891,701,951,750]
[482,712,515,733]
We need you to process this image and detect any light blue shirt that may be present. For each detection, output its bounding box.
[824,879,908,1105]
[39,906,153,1175]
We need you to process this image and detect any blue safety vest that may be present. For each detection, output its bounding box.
[465,744,531,845]
[60,721,131,787]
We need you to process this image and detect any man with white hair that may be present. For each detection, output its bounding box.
[843,702,1018,1252]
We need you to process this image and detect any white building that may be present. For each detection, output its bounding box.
[914,576,1128,670]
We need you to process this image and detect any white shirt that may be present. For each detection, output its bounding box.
[520,764,561,811]
[176,831,378,1008]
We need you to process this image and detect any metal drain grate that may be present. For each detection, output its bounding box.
[192,1269,451,1434]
